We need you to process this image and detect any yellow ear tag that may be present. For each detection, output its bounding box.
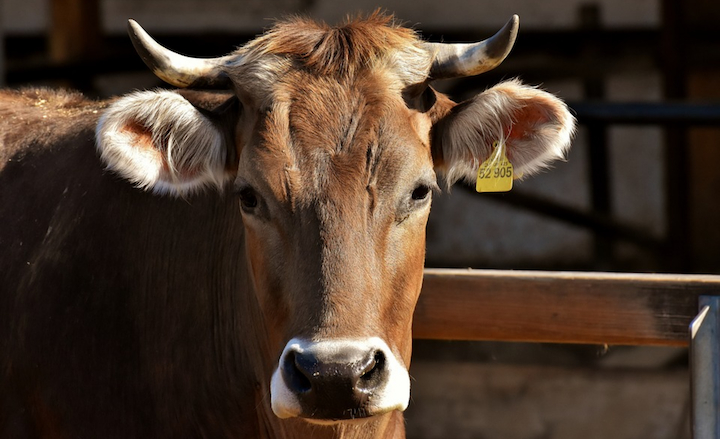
[476,141,513,193]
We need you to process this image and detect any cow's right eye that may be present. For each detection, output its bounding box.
[237,187,259,212]
[411,184,431,201]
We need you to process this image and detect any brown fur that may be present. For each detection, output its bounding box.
[251,12,420,78]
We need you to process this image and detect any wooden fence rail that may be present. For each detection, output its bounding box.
[414,269,720,346]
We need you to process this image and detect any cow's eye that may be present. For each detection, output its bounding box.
[237,187,259,212]
[411,184,432,202]
[397,181,435,223]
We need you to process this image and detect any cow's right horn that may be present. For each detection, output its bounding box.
[424,15,519,80]
[127,19,234,89]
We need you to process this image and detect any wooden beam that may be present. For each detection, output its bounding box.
[414,269,720,346]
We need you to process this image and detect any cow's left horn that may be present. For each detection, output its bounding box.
[424,15,519,80]
[127,19,235,89]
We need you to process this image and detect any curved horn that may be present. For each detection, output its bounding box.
[425,15,519,80]
[127,19,234,89]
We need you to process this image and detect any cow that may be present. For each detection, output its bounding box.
[0,12,574,439]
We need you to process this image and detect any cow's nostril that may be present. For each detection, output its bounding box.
[356,350,386,394]
[359,351,384,381]
[282,351,313,393]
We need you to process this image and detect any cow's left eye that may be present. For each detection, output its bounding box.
[236,187,259,213]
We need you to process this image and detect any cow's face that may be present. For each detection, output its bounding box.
[235,73,434,419]
[96,14,575,424]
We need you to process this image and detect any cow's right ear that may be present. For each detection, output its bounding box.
[96,90,236,197]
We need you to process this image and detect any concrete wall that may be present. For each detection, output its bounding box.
[406,361,689,439]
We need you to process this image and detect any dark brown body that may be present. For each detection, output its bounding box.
[0,89,267,438]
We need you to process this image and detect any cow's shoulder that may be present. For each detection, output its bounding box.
[0,88,106,165]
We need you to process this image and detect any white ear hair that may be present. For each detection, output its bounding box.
[96,90,228,196]
[435,79,575,188]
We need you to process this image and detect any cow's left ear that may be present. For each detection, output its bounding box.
[96,90,236,196]
[431,80,575,187]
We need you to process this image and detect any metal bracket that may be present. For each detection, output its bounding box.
[690,296,720,439]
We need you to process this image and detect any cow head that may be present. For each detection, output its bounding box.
[96,13,574,425]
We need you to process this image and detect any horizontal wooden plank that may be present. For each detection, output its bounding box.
[413,269,720,346]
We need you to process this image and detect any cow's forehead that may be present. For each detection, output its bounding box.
[283,73,394,160]
[239,72,433,208]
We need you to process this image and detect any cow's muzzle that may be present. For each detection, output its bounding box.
[270,338,410,421]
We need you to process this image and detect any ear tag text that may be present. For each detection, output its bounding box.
[476,141,513,193]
